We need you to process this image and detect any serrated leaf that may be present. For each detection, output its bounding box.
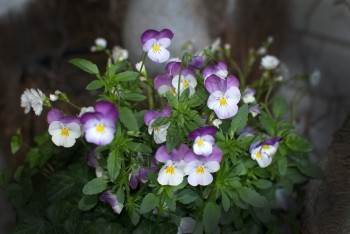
[285,134,313,152]
[119,107,139,131]
[114,71,139,82]
[107,150,122,182]
[85,80,104,90]
[78,195,98,211]
[82,178,108,195]
[69,58,99,75]
[230,104,249,135]
[238,187,266,207]
[203,202,221,233]
[272,95,288,118]
[139,193,159,214]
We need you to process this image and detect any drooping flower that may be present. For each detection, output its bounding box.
[261,55,279,70]
[202,61,228,80]
[236,126,257,138]
[170,62,197,97]
[155,144,189,186]
[249,104,261,117]
[154,73,175,96]
[21,88,46,116]
[249,137,283,168]
[188,126,217,156]
[141,29,174,63]
[99,190,124,214]
[81,101,119,146]
[129,153,157,189]
[47,109,82,148]
[242,88,256,104]
[205,75,241,119]
[184,146,222,186]
[144,107,171,144]
[178,217,196,234]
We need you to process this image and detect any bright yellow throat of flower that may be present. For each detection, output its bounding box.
[196,166,204,174]
[219,97,227,106]
[197,139,204,147]
[255,152,261,158]
[165,165,175,175]
[96,124,105,133]
[153,43,160,53]
[60,128,69,137]
[183,80,189,87]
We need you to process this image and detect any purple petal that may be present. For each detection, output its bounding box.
[204,75,226,93]
[47,109,64,124]
[203,146,223,163]
[237,126,257,136]
[249,105,261,114]
[144,110,159,126]
[173,143,191,161]
[188,126,217,140]
[243,88,256,96]
[184,149,198,163]
[81,112,105,124]
[167,61,180,74]
[157,28,174,41]
[160,107,171,117]
[263,137,283,146]
[154,73,173,90]
[141,29,159,45]
[189,56,203,69]
[169,62,196,77]
[94,101,119,122]
[99,190,118,207]
[202,66,214,80]
[86,150,99,168]
[155,145,171,162]
[226,75,240,89]
[249,141,262,153]
[129,173,139,189]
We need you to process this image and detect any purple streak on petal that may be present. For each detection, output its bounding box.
[47,109,64,124]
[155,145,171,162]
[154,73,173,90]
[226,75,240,88]
[94,101,119,122]
[99,190,118,207]
[188,126,217,140]
[204,75,226,93]
[249,141,262,153]
[263,137,283,146]
[141,29,158,45]
[189,56,203,69]
[157,28,174,40]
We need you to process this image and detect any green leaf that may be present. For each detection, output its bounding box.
[259,113,276,136]
[114,71,139,82]
[78,195,98,211]
[230,104,248,135]
[10,128,22,154]
[69,58,99,75]
[278,153,288,176]
[85,79,104,90]
[119,107,139,131]
[151,116,170,127]
[251,179,272,189]
[272,95,288,118]
[126,142,152,154]
[123,92,147,101]
[165,92,179,108]
[166,123,182,152]
[139,193,159,214]
[221,192,231,212]
[107,150,122,182]
[14,165,24,183]
[238,187,266,207]
[188,88,208,108]
[176,189,200,204]
[285,134,313,152]
[82,178,108,195]
[203,202,221,234]
[298,163,324,179]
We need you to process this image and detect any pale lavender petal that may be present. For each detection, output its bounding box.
[141,29,158,45]
[226,75,240,88]
[160,107,172,117]
[184,149,198,163]
[203,146,223,163]
[243,88,256,96]
[189,56,203,69]
[47,109,64,124]
[154,73,173,90]
[155,145,171,162]
[204,75,226,93]
[144,110,159,126]
[94,101,119,122]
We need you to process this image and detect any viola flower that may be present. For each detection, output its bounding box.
[178,217,196,234]
[154,73,176,96]
[249,104,261,117]
[184,146,222,186]
[261,55,279,70]
[21,88,46,116]
[202,61,228,80]
[141,28,174,63]
[144,107,171,144]
[155,144,189,186]
[47,109,82,148]
[249,137,283,168]
[129,154,157,189]
[237,126,257,138]
[99,190,123,214]
[81,101,119,146]
[170,62,197,96]
[205,75,241,119]
[188,126,217,156]
[242,88,256,104]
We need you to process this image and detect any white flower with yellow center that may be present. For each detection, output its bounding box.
[148,119,170,144]
[172,73,197,97]
[48,121,82,148]
[141,29,174,63]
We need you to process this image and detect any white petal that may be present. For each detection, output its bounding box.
[153,123,169,144]
[143,39,157,51]
[256,154,272,168]
[193,138,213,156]
[187,170,213,186]
[204,161,220,173]
[148,47,170,63]
[158,38,171,48]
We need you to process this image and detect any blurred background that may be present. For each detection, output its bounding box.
[0,0,349,233]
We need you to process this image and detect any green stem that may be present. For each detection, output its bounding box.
[177,55,186,100]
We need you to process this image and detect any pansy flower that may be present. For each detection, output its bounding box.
[202,61,228,80]
[261,55,279,70]
[169,62,197,97]
[242,88,256,104]
[237,126,257,138]
[154,73,176,96]
[141,29,174,63]
[155,144,189,186]
[188,126,217,156]
[249,104,261,117]
[47,109,82,148]
[205,74,241,119]
[21,88,46,116]
[249,137,283,168]
[129,154,157,189]
[144,107,171,144]
[184,146,222,186]
[81,101,119,146]
[99,190,123,214]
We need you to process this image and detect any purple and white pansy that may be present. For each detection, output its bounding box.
[80,101,119,146]
[202,61,228,80]
[154,73,175,96]
[205,74,241,119]
[188,126,217,156]
[47,109,82,148]
[99,190,124,214]
[144,107,171,144]
[249,104,261,117]
[242,88,256,104]
[141,29,174,63]
[249,137,283,168]
[170,62,197,97]
[184,146,223,186]
[155,144,188,186]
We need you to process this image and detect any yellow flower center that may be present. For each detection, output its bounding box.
[153,43,160,53]
[196,166,205,174]
[255,152,261,158]
[170,88,176,95]
[96,124,105,133]
[262,145,269,150]
[197,139,204,147]
[183,80,189,87]
[154,126,159,132]
[219,97,227,106]
[60,128,69,137]
[165,165,175,175]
